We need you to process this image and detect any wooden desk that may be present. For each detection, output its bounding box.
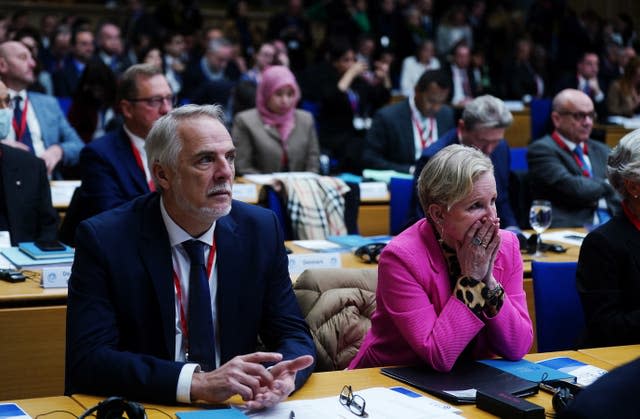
[578,344,640,368]
[70,350,617,418]
[0,275,67,400]
[5,396,85,416]
[358,198,390,236]
[504,108,532,148]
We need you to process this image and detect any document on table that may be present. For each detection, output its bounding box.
[540,230,586,246]
[245,387,463,418]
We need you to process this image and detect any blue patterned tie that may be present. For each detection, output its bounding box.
[13,96,34,153]
[573,145,592,177]
[182,240,216,371]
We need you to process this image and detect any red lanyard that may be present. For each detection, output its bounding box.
[551,131,591,178]
[623,201,640,231]
[129,139,156,191]
[413,115,435,149]
[11,97,29,142]
[173,240,216,347]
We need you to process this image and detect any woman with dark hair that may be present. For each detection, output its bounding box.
[607,56,640,117]
[316,37,390,174]
[66,60,118,143]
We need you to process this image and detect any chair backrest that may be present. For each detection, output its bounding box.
[294,268,377,371]
[389,177,413,235]
[510,147,528,172]
[531,261,585,352]
[530,98,553,140]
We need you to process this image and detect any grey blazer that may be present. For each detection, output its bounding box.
[232,109,320,175]
[527,135,621,227]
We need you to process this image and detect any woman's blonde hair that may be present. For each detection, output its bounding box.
[417,144,493,216]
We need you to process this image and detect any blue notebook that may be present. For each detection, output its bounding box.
[1,247,73,268]
[326,234,393,249]
[18,242,74,259]
[479,358,576,383]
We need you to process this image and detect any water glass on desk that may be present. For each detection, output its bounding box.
[529,200,552,258]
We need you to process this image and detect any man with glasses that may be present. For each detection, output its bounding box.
[63,64,174,242]
[528,89,621,227]
[362,70,454,174]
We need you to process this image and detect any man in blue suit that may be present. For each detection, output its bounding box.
[0,41,84,177]
[79,64,173,216]
[362,69,455,173]
[60,64,172,245]
[408,95,519,230]
[65,104,315,406]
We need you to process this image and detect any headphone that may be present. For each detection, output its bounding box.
[79,397,146,419]
[552,387,575,413]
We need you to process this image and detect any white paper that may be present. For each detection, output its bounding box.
[232,183,258,202]
[50,180,81,208]
[292,240,344,251]
[0,254,16,270]
[0,231,11,248]
[360,182,389,200]
[540,230,586,246]
[245,387,463,419]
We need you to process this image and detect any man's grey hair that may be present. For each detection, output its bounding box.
[462,95,513,131]
[608,128,640,199]
[145,104,225,190]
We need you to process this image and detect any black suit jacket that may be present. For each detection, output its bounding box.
[0,144,58,245]
[576,214,640,347]
[65,193,315,403]
[444,64,478,103]
[527,135,621,227]
[362,99,455,173]
[559,357,640,419]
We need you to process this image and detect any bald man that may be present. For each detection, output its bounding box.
[527,89,621,227]
[0,41,83,177]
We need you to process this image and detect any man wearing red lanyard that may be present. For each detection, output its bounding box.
[62,64,173,244]
[66,104,315,407]
[528,89,621,227]
[0,41,83,177]
[362,69,455,174]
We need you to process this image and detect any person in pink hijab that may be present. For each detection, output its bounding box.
[232,65,320,174]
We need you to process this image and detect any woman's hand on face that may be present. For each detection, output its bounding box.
[456,217,500,280]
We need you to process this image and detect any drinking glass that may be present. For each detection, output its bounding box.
[529,200,552,258]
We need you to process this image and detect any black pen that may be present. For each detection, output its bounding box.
[289,410,296,419]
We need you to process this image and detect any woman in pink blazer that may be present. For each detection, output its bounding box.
[350,144,533,372]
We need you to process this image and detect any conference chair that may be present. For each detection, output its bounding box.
[389,176,413,235]
[294,268,377,371]
[530,98,553,141]
[531,261,585,352]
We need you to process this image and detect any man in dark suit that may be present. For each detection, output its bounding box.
[60,64,173,246]
[65,104,315,406]
[408,95,519,230]
[528,89,620,227]
[52,26,95,97]
[0,41,84,177]
[362,69,455,173]
[554,52,607,121]
[444,42,478,107]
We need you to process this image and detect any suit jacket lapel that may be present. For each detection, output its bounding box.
[116,128,149,193]
[214,209,242,362]
[139,194,175,358]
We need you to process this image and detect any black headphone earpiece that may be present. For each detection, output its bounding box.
[552,387,575,413]
[79,397,146,419]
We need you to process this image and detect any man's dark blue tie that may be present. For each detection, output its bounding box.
[13,96,34,153]
[182,240,216,371]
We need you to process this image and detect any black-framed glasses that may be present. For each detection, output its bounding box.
[557,111,597,122]
[339,385,368,417]
[354,242,386,264]
[126,94,176,108]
